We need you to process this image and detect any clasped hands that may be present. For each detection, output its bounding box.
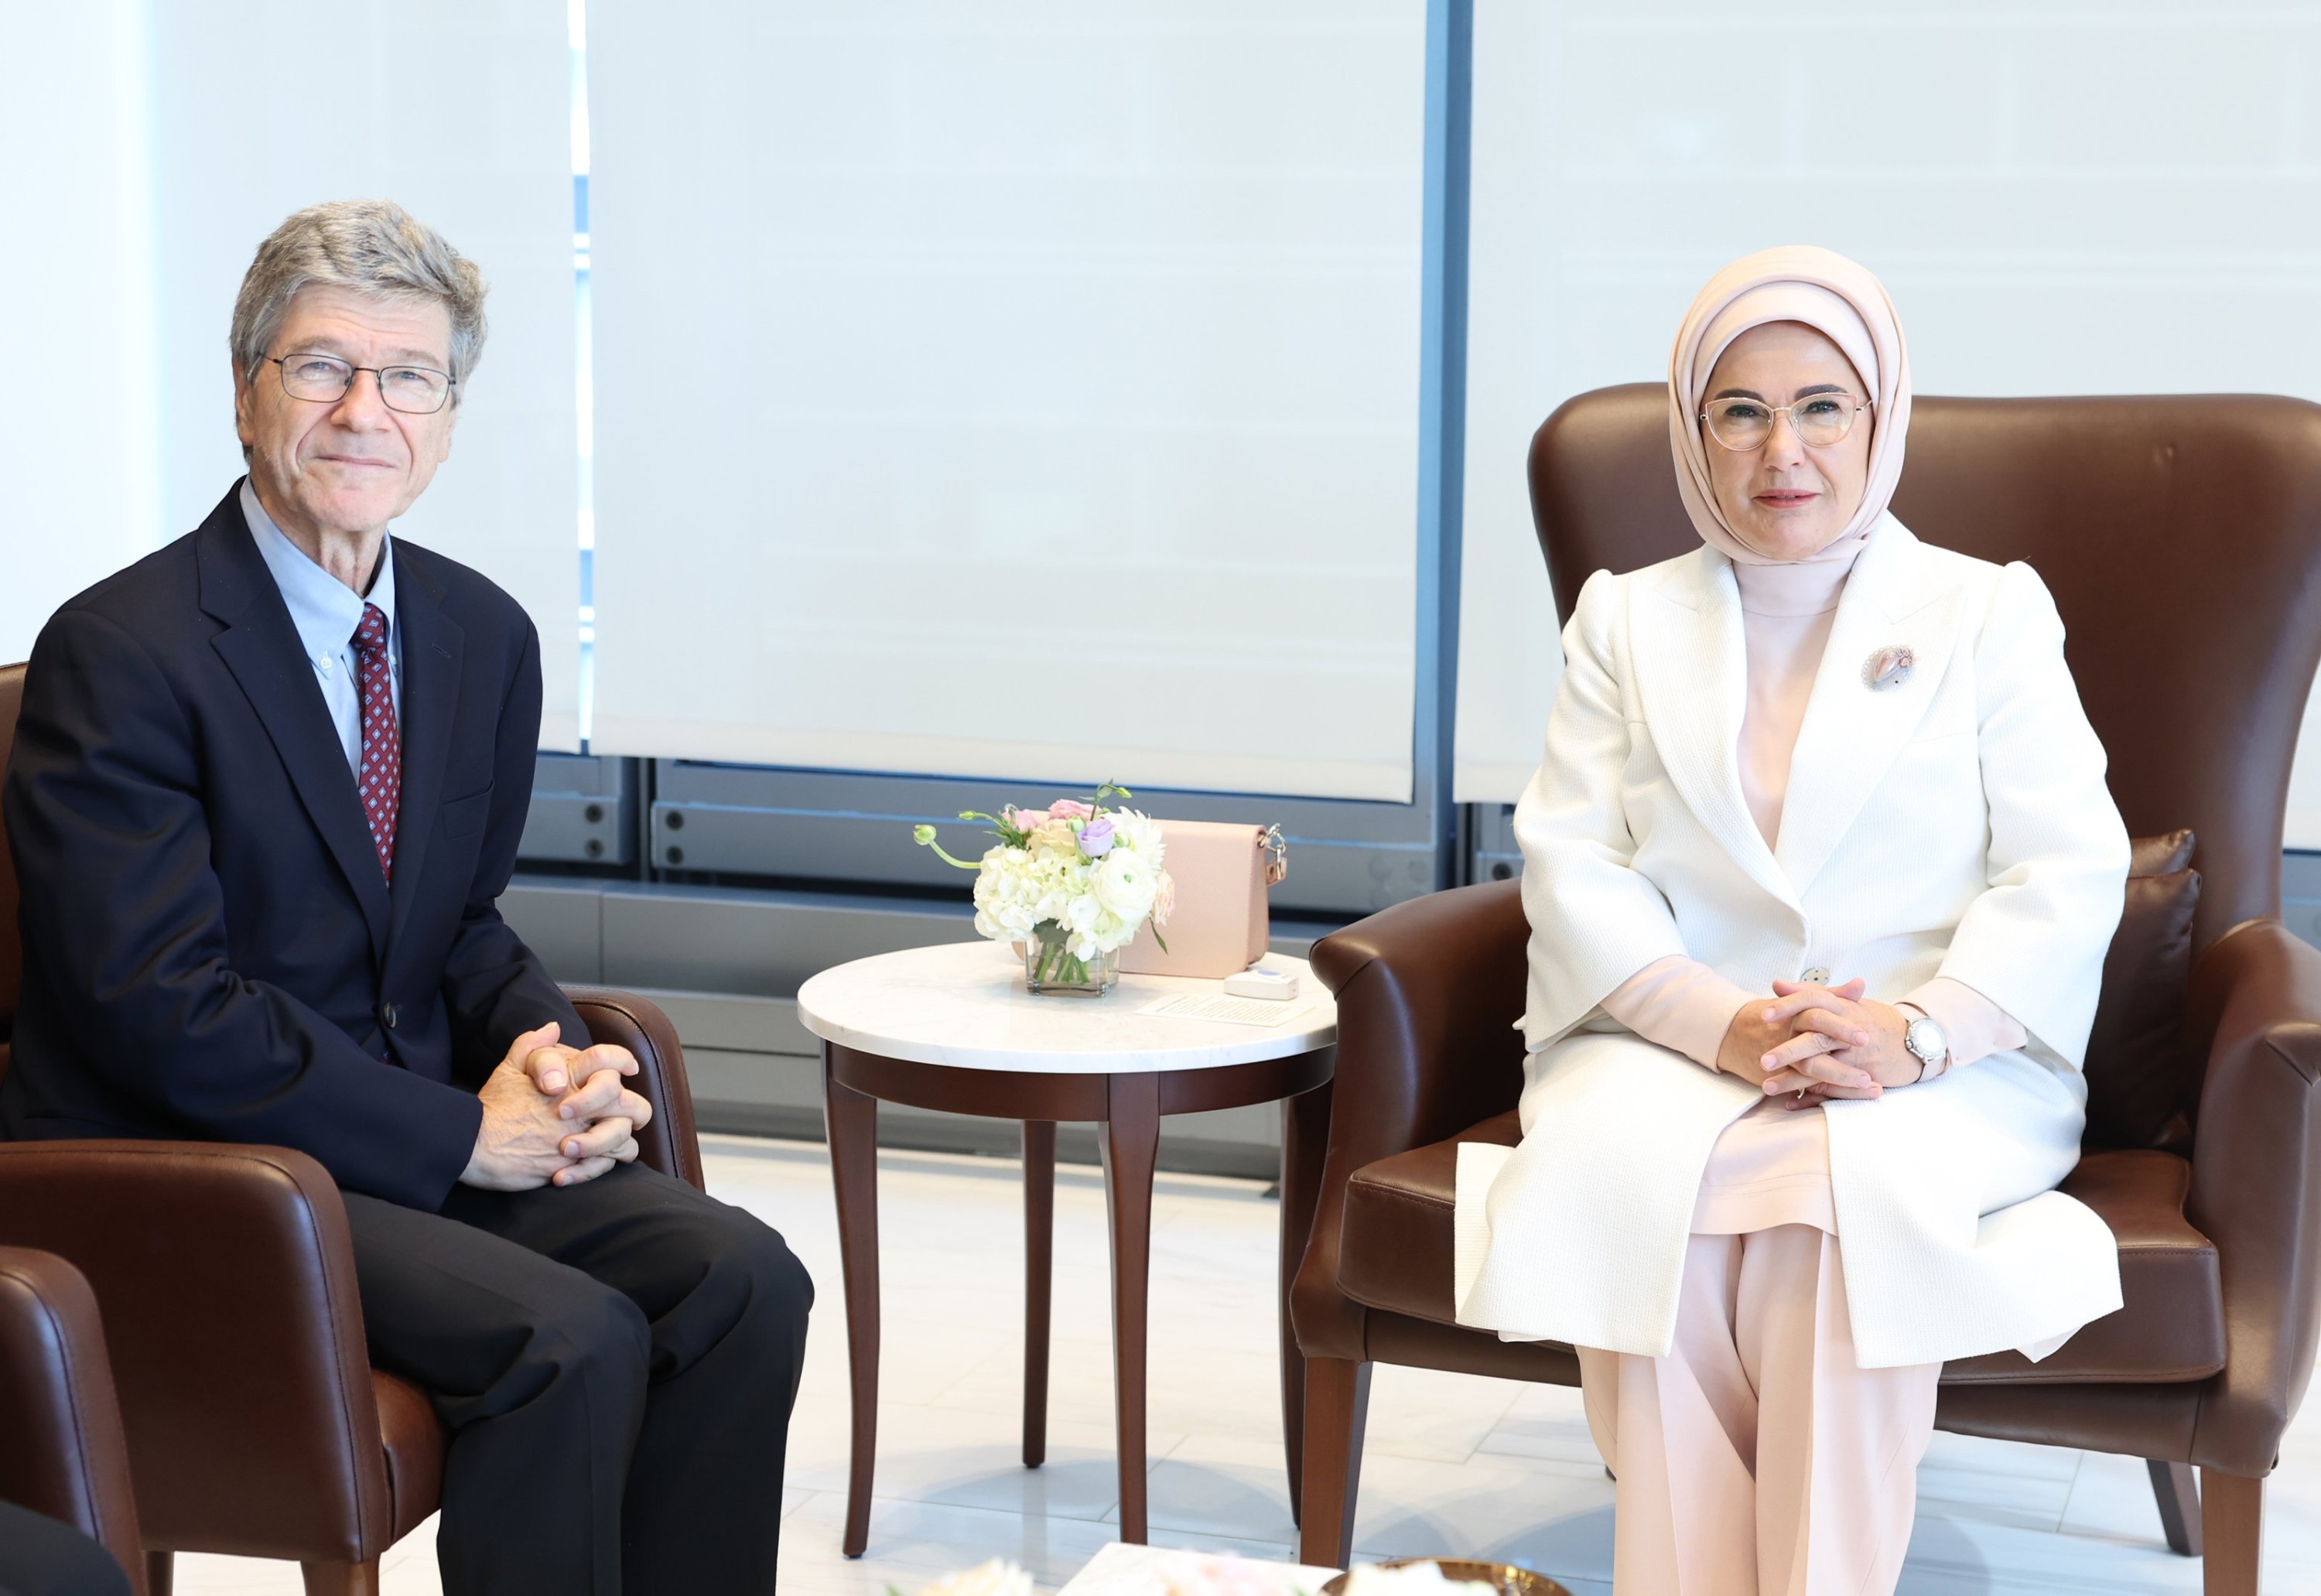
[460,1020,655,1191]
[1714,978,1925,1108]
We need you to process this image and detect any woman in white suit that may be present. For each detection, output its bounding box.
[1452,247,2131,1595]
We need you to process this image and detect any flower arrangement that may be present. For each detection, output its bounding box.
[897,1552,1506,1596]
[914,783,1173,994]
[1335,1565,1498,1596]
[904,1560,1035,1596]
[901,1553,1296,1596]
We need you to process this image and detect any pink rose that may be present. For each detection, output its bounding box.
[1047,798,1094,821]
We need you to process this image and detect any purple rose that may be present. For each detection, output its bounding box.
[1078,817,1116,859]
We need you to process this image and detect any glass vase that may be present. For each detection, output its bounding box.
[1022,929,1119,997]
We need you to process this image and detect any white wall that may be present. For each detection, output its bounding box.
[587,1,1427,800]
[1457,0,2321,839]
[0,0,580,746]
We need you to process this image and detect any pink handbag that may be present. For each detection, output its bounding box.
[1118,821,1287,979]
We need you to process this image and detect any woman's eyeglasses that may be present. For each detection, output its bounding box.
[1700,392,1871,452]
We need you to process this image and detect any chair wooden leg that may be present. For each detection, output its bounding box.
[2148,1458,2202,1556]
[2200,1468,2263,1595]
[300,1561,381,1596]
[145,1550,173,1596]
[1022,1119,1056,1469]
[1298,1356,1372,1570]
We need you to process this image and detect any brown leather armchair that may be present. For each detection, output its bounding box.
[1292,388,2321,1596]
[0,1245,145,1596]
[0,660,707,1594]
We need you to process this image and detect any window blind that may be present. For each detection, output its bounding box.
[586,2,1427,800]
[0,0,162,663]
[4,0,586,744]
[1457,0,2321,847]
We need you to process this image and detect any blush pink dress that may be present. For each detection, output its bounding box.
[1574,543,2029,1596]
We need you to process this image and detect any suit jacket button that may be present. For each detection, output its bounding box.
[1801,966,1830,986]
[381,1002,399,1029]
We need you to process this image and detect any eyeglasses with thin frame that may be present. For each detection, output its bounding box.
[1700,391,1871,453]
[268,352,456,415]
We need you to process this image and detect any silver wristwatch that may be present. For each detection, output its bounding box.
[1902,1012,1950,1081]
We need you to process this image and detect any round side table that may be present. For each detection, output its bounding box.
[798,941,1337,1554]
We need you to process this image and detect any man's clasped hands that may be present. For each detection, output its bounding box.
[460,1021,655,1191]
[1714,977,1926,1108]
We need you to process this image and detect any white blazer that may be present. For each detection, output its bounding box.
[1451,516,2131,1369]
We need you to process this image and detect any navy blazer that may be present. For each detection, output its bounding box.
[0,483,583,1208]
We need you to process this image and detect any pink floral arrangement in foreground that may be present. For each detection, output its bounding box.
[901,1553,1496,1596]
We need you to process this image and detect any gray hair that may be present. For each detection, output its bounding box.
[230,199,489,401]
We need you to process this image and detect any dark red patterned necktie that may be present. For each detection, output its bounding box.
[351,603,401,883]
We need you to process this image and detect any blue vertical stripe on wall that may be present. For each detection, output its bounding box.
[1414,0,1475,887]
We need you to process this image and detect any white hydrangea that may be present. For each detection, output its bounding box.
[1338,1564,1498,1596]
[969,845,1041,942]
[911,1559,1034,1596]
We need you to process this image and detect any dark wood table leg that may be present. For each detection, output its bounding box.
[1102,1072,1162,1543]
[823,1049,881,1558]
[1279,1077,1332,1525]
[1022,1119,1057,1469]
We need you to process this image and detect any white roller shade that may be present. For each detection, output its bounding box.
[148,2,582,747]
[587,2,1426,801]
[0,0,163,664]
[1458,0,2321,836]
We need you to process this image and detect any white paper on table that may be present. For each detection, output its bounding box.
[1137,992,1316,1028]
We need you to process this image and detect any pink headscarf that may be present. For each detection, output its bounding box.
[1667,245,1912,567]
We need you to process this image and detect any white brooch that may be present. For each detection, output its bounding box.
[1864,644,1916,691]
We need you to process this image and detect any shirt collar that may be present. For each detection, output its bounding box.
[240,477,396,665]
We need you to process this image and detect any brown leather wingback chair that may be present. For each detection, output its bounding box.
[1292,388,2321,1595]
[0,658,706,1594]
[0,1245,146,1596]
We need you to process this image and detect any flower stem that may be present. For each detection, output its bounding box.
[921,839,983,870]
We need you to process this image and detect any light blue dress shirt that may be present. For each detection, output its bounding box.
[240,479,402,775]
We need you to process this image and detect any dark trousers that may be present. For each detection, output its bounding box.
[0,1501,131,1596]
[343,1163,812,1596]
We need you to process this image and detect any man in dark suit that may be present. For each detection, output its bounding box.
[0,1502,132,1596]
[0,200,811,1595]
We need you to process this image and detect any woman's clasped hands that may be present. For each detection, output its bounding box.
[1715,977,1926,1107]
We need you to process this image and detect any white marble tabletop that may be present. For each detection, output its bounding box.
[796,940,1337,1074]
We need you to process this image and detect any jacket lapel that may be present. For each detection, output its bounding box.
[197,487,391,956]
[384,544,464,954]
[1628,550,1800,911]
[1773,519,1966,894]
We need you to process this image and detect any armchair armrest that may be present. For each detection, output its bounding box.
[1309,878,1533,1167]
[563,986,702,1192]
[0,1142,390,1563]
[1295,879,1531,1359]
[2183,918,2321,1474]
[0,1246,143,1589]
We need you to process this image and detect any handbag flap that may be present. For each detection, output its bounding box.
[1117,819,1273,979]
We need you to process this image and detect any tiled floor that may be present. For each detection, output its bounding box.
[169,1133,2321,1594]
